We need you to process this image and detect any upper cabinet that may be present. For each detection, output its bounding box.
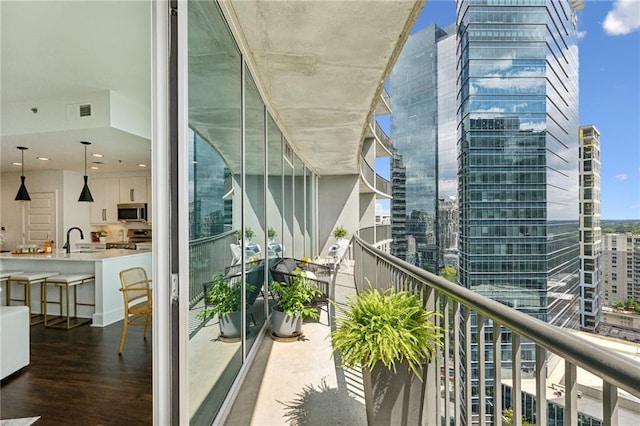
[90,177,120,224]
[119,177,148,203]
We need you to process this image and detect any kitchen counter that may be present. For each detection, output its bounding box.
[1,249,152,327]
[0,249,145,261]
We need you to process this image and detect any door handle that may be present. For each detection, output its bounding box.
[103,209,106,221]
[130,189,134,201]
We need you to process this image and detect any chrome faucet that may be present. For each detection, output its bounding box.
[63,227,84,254]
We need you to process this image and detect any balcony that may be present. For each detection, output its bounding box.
[364,118,394,156]
[359,154,392,198]
[226,236,640,425]
[374,87,392,116]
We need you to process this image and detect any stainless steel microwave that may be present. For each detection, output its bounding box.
[117,203,147,222]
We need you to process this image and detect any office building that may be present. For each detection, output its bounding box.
[579,124,602,330]
[389,23,457,272]
[603,233,640,305]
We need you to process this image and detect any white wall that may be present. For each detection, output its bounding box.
[359,192,376,229]
[317,174,360,255]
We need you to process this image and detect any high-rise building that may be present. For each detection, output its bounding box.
[457,0,582,332]
[603,233,640,305]
[579,124,602,330]
[390,23,457,272]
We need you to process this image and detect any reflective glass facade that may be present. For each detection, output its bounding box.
[390,24,456,272]
[457,0,581,330]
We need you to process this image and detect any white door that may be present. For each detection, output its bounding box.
[23,192,57,246]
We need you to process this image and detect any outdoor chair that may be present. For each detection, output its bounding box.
[118,267,152,354]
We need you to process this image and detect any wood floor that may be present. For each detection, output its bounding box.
[0,320,152,425]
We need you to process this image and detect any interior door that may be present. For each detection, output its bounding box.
[23,192,57,247]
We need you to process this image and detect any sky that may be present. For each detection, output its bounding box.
[376,0,640,220]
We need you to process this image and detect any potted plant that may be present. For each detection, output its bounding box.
[271,271,322,338]
[332,226,348,240]
[331,287,443,425]
[197,274,255,340]
[267,226,277,242]
[244,227,255,241]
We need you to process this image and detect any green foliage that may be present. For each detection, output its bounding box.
[331,287,443,379]
[245,227,255,238]
[601,220,640,234]
[272,270,323,319]
[439,266,458,283]
[332,226,348,239]
[268,226,277,238]
[503,408,534,426]
[197,274,256,319]
[615,299,640,313]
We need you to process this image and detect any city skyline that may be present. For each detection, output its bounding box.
[376,0,640,221]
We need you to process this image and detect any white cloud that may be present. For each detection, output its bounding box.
[603,0,640,35]
[577,30,587,40]
[615,173,628,181]
[376,201,390,217]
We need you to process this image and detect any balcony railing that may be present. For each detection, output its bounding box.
[372,119,393,153]
[188,230,237,307]
[360,155,392,198]
[359,225,391,245]
[351,234,640,426]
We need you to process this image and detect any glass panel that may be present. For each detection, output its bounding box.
[267,114,284,259]
[294,154,305,258]
[305,167,313,257]
[283,145,294,257]
[187,2,242,423]
[243,67,266,353]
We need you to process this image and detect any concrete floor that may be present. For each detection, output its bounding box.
[225,266,368,425]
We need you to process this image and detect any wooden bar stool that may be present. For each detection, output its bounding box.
[7,272,60,325]
[0,271,24,305]
[43,273,95,329]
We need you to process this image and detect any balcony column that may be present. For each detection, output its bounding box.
[565,361,578,426]
[603,382,619,426]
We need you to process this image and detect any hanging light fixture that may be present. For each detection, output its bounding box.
[15,146,31,201]
[78,141,94,202]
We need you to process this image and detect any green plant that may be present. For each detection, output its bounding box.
[272,270,322,319]
[268,226,277,239]
[332,226,348,239]
[331,286,443,379]
[197,274,255,319]
[503,408,534,426]
[245,227,255,238]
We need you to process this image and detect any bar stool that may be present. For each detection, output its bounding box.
[0,271,24,305]
[43,273,95,329]
[7,272,60,325]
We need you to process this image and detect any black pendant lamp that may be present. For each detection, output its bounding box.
[78,141,94,202]
[15,146,31,201]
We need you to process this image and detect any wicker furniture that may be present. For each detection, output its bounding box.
[118,267,152,354]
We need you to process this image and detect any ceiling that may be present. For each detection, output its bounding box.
[0,0,151,174]
[1,1,421,176]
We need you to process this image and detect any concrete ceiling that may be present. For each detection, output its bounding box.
[224,0,422,175]
[1,0,422,177]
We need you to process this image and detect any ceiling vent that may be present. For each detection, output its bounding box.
[79,104,93,117]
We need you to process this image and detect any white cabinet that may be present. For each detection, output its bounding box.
[90,178,120,224]
[119,177,148,203]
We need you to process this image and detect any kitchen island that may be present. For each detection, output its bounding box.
[0,249,152,327]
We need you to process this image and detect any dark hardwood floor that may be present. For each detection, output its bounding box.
[1,320,152,425]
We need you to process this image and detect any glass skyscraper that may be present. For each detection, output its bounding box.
[457,0,582,332]
[390,24,457,272]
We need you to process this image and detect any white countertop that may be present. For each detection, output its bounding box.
[0,249,147,261]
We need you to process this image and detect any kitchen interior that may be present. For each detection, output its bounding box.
[0,1,154,422]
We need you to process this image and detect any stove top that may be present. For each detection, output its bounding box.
[127,228,152,243]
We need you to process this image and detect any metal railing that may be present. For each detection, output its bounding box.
[351,234,640,426]
[372,119,393,152]
[360,155,392,197]
[359,225,391,246]
[189,230,237,307]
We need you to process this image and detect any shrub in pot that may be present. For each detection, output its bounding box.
[197,274,255,340]
[271,271,322,338]
[331,287,443,425]
[332,226,348,240]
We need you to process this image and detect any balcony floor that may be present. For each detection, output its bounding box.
[225,263,368,425]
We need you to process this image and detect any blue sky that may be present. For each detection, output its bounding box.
[376,0,639,220]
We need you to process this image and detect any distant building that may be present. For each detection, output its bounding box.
[603,233,640,305]
[579,124,602,331]
[601,307,640,331]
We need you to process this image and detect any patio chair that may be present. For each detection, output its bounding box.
[118,267,152,354]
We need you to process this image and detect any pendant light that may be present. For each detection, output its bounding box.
[78,141,94,202]
[15,146,31,201]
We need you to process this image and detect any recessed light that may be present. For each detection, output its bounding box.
[37,157,49,161]
[12,162,22,166]
[92,153,104,158]
[138,163,148,168]
[90,166,100,170]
